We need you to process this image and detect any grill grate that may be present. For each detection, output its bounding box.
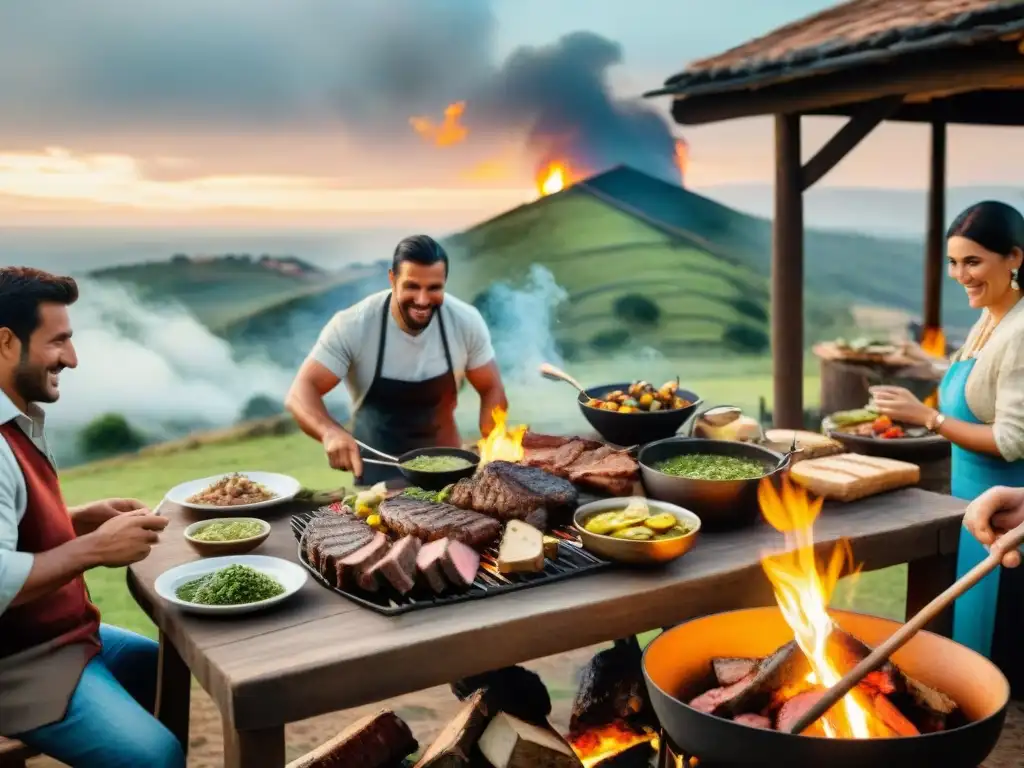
[291,510,612,616]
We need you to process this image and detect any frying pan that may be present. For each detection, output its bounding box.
[356,440,479,490]
[643,606,1008,768]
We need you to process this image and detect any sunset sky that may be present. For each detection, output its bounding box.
[1,0,1021,228]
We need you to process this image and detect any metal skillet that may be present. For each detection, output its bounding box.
[355,439,479,490]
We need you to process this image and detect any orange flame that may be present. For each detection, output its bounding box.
[758,476,886,739]
[537,160,572,196]
[477,406,526,465]
[920,327,945,409]
[674,139,689,183]
[409,101,469,147]
[568,721,656,768]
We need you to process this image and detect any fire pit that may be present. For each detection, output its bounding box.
[642,477,1009,767]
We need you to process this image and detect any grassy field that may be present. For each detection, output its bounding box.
[63,409,906,641]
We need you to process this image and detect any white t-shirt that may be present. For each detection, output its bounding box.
[309,290,495,407]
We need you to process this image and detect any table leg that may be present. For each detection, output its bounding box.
[906,551,957,637]
[223,724,286,768]
[155,631,191,755]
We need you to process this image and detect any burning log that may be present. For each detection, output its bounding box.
[286,709,417,768]
[412,689,492,768]
[569,638,656,736]
[697,641,813,718]
[478,712,583,768]
[776,690,828,737]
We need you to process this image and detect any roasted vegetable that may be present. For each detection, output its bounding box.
[612,525,654,541]
[589,376,692,412]
[644,512,678,533]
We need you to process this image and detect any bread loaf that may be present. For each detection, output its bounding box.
[764,430,844,462]
[789,453,919,502]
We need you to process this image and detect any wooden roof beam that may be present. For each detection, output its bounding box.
[667,47,1024,125]
[800,95,903,191]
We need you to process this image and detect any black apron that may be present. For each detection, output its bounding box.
[350,293,460,487]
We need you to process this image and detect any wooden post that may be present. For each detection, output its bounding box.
[924,121,946,332]
[773,113,805,429]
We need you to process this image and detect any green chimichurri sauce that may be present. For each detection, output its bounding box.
[190,520,264,542]
[175,564,284,606]
[401,454,473,472]
[654,453,767,481]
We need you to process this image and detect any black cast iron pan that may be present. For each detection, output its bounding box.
[355,440,479,490]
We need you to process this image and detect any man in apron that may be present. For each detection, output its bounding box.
[0,267,182,767]
[286,234,508,486]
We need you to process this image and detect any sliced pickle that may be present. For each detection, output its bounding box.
[644,512,678,533]
[655,525,691,540]
[611,525,655,540]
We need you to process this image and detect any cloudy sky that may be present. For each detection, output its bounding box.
[0,0,1020,228]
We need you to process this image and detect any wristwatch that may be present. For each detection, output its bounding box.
[926,411,946,432]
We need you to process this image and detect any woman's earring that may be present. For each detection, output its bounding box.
[1013,268,1020,291]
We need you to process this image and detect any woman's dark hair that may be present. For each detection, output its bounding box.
[946,201,1024,257]
[0,266,78,347]
[392,234,449,277]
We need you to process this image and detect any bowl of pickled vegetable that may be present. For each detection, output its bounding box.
[578,380,702,446]
[573,497,701,565]
[184,517,271,557]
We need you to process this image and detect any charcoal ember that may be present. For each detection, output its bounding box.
[450,666,551,727]
[570,639,655,736]
[583,740,653,768]
[712,657,759,687]
[733,713,772,729]
[776,689,827,736]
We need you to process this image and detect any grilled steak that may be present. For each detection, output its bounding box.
[448,460,578,520]
[521,432,638,496]
[378,496,502,549]
[440,539,480,589]
[336,532,389,591]
[303,511,375,572]
[368,535,421,594]
[416,538,450,593]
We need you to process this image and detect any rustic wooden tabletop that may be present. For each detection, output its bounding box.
[127,487,966,768]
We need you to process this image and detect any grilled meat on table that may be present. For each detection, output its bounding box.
[377,495,501,549]
[448,460,578,521]
[302,508,376,575]
[521,432,638,496]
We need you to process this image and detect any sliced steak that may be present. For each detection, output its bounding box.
[335,532,389,591]
[378,496,501,549]
[448,460,578,520]
[303,512,374,570]
[522,433,639,497]
[440,539,480,589]
[416,538,450,593]
[368,536,422,594]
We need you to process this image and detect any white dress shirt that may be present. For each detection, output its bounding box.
[0,389,56,616]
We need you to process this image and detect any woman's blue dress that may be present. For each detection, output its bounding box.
[939,356,1024,664]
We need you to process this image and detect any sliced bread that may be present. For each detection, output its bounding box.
[789,453,920,501]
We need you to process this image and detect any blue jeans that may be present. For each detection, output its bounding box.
[15,624,185,768]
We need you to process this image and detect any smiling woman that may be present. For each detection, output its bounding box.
[871,200,1024,697]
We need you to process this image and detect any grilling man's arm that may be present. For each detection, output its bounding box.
[285,358,348,442]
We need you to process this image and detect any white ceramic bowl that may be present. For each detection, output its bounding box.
[165,471,301,513]
[154,554,308,615]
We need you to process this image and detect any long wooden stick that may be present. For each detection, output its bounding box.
[787,518,1024,736]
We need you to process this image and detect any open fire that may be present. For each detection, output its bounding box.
[477,406,527,465]
[568,720,656,767]
[919,326,945,409]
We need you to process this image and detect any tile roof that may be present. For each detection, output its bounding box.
[655,0,1024,95]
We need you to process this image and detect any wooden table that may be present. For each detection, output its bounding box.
[128,488,966,767]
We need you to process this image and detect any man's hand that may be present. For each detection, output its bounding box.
[964,486,1024,568]
[71,497,150,536]
[322,427,363,477]
[868,385,936,427]
[83,509,169,568]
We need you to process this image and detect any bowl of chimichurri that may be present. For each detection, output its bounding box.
[638,438,788,530]
[184,517,271,556]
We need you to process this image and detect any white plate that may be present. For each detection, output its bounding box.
[165,471,301,513]
[154,554,308,615]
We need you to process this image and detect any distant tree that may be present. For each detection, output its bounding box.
[240,394,284,422]
[613,294,661,326]
[721,323,769,354]
[590,329,630,352]
[556,338,581,362]
[78,413,145,458]
[729,297,769,323]
[171,254,189,263]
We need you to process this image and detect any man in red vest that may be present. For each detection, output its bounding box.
[0,267,184,767]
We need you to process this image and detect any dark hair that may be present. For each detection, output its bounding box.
[0,267,79,347]
[946,200,1024,257]
[391,234,449,277]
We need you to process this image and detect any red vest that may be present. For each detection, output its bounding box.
[0,421,101,659]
